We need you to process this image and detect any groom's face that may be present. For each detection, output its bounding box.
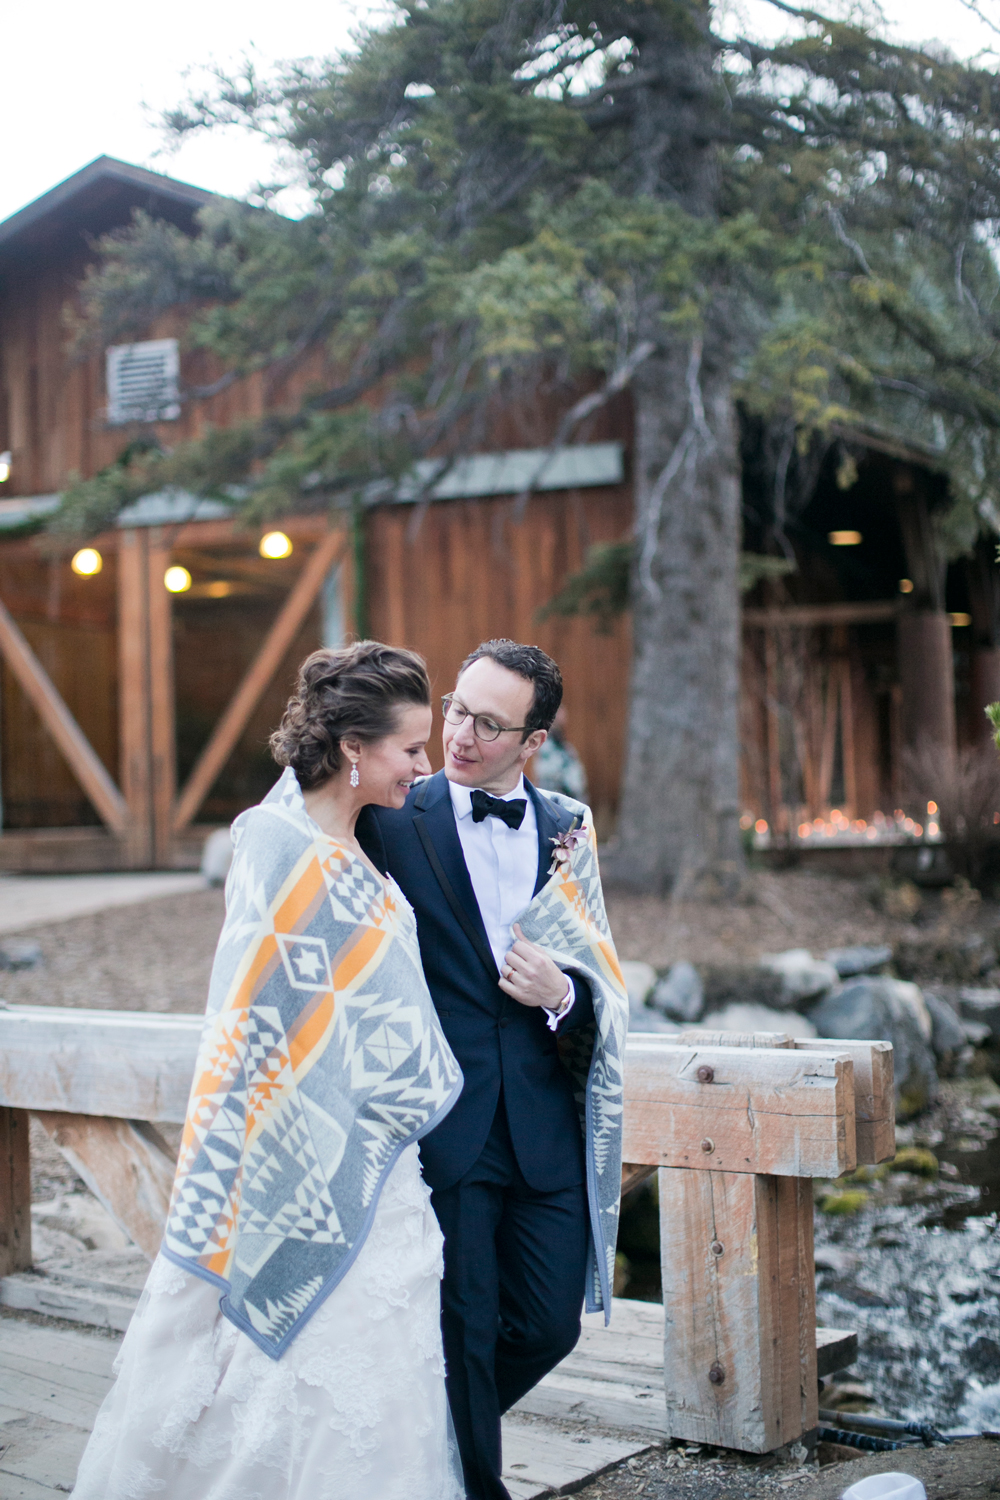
[443,657,547,795]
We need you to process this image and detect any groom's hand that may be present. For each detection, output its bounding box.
[499,923,568,1010]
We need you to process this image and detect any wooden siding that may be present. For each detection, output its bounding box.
[364,487,633,835]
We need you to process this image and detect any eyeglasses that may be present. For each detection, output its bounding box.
[441,696,528,743]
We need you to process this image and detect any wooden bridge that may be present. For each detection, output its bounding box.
[0,1007,893,1495]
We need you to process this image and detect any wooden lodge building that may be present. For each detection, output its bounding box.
[0,157,995,871]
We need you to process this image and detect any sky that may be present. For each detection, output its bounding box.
[3,0,1000,226]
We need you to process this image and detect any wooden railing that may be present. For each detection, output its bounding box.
[0,1006,893,1454]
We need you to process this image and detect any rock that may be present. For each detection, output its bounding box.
[923,992,967,1056]
[892,1146,939,1177]
[896,932,995,985]
[957,987,1000,1040]
[201,827,234,886]
[824,945,892,978]
[622,961,678,1033]
[808,977,939,1118]
[700,965,786,1012]
[649,961,703,1023]
[0,938,43,971]
[813,1245,859,1274]
[759,948,839,1006]
[967,1336,1000,1383]
[701,1002,817,1038]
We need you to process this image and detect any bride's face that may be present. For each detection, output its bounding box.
[355,704,433,808]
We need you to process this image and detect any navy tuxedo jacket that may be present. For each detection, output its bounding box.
[357,771,594,1193]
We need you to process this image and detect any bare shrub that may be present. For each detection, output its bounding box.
[902,742,1000,887]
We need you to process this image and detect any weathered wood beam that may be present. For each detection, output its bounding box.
[0,597,128,833]
[0,1006,201,1123]
[32,1113,176,1261]
[173,526,347,832]
[623,1038,857,1179]
[659,1169,818,1452]
[118,527,176,867]
[0,1108,32,1276]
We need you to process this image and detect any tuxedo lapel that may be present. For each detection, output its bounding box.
[413,772,499,983]
[527,780,574,897]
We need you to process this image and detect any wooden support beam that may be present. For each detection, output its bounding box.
[659,1168,817,1452]
[0,1006,202,1123]
[0,597,128,833]
[796,1038,894,1166]
[118,527,176,867]
[0,1108,32,1277]
[623,1039,857,1179]
[32,1113,176,1261]
[173,526,347,832]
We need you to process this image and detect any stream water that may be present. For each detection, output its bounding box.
[615,1078,1000,1432]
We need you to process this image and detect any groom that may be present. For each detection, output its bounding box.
[358,639,603,1500]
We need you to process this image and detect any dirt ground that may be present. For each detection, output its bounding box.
[574,1439,1000,1499]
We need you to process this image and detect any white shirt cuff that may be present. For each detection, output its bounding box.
[543,975,575,1031]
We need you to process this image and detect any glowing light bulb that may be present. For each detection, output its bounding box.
[260,531,293,560]
[899,578,914,593]
[755,819,768,834]
[71,548,102,577]
[0,450,11,483]
[927,801,938,815]
[829,530,862,546]
[164,566,192,593]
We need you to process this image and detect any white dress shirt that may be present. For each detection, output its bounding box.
[448,776,574,1027]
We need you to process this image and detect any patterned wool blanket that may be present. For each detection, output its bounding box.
[516,792,630,1322]
[163,768,463,1358]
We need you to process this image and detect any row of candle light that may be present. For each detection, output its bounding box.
[742,803,956,847]
[68,532,294,590]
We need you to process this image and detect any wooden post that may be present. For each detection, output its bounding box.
[118,526,176,867]
[660,1169,817,1452]
[0,1107,32,1276]
[897,612,957,768]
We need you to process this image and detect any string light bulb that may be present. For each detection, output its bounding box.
[260,531,293,560]
[164,565,192,593]
[71,548,102,577]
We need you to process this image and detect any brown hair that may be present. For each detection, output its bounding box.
[459,639,563,737]
[270,640,431,789]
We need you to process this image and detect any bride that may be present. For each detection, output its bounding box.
[74,641,465,1500]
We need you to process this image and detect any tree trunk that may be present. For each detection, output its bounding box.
[605,0,744,894]
[609,328,744,893]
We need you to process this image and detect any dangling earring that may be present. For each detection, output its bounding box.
[350,760,360,788]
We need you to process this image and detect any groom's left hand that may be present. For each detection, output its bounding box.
[500,923,569,1011]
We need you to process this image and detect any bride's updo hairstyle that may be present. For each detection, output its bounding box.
[270,640,431,790]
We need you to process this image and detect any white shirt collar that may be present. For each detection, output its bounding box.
[449,775,527,821]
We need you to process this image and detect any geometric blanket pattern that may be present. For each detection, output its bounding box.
[516,792,630,1323]
[163,767,463,1359]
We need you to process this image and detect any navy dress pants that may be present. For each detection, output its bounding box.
[429,1100,590,1500]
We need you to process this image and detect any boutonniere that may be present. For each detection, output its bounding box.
[549,818,588,875]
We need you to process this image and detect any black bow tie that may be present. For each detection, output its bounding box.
[471,789,527,830]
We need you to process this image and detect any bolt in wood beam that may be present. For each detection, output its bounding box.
[0,597,128,833]
[173,526,347,833]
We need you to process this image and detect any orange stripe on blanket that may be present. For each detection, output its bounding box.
[273,855,328,936]
[334,922,389,993]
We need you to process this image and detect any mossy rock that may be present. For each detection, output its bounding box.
[892,1146,939,1178]
[818,1189,869,1215]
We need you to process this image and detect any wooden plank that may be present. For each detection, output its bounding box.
[0,596,127,833]
[0,1315,132,1375]
[816,1327,858,1376]
[0,1358,112,1428]
[0,1420,91,1491]
[173,526,347,832]
[623,1040,857,1178]
[743,601,898,628]
[513,1368,671,1438]
[32,1114,176,1259]
[795,1038,895,1165]
[0,1466,67,1500]
[0,1007,201,1123]
[118,527,177,867]
[0,1273,138,1333]
[501,1421,650,1493]
[0,1109,32,1276]
[674,1029,796,1048]
[658,1167,816,1453]
[148,528,176,867]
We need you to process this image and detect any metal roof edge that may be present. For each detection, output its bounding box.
[0,156,218,249]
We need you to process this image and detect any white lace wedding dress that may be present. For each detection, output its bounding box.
[73,1143,464,1500]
